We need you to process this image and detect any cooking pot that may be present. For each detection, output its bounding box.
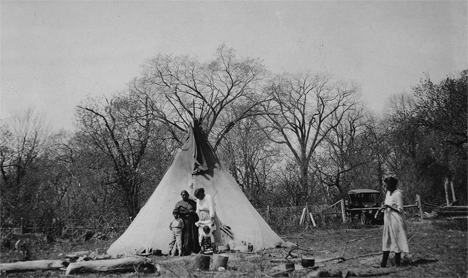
[285,262,295,270]
[301,257,315,268]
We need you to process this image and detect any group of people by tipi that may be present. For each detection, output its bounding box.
[168,176,410,266]
[107,122,409,267]
[169,188,215,256]
[106,122,284,257]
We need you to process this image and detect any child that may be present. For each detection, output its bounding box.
[168,209,184,257]
[199,225,214,254]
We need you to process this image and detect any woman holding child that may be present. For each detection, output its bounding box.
[174,190,200,255]
[194,188,216,253]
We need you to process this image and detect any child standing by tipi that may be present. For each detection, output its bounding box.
[168,209,184,256]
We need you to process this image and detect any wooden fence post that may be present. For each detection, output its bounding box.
[300,207,307,225]
[303,203,316,227]
[340,199,346,223]
[450,181,457,204]
[309,212,317,227]
[416,194,424,222]
[444,178,450,206]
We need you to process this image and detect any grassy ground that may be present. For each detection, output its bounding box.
[1,218,466,277]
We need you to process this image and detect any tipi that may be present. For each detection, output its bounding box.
[107,120,284,256]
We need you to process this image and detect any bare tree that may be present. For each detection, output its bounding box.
[315,107,374,194]
[134,44,270,150]
[0,108,53,227]
[75,91,156,218]
[0,108,50,183]
[262,72,360,205]
[217,117,280,207]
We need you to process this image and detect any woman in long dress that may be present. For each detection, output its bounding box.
[194,188,216,247]
[381,177,409,267]
[175,190,200,255]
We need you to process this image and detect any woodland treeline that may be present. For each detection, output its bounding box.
[1,45,466,236]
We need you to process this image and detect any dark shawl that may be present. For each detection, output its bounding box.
[175,199,200,255]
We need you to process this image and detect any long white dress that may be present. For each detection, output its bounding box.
[196,194,216,241]
[382,189,409,253]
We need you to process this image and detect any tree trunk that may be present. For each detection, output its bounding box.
[119,173,140,219]
[299,161,309,205]
[65,257,154,275]
[0,260,64,273]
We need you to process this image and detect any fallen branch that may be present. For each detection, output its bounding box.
[312,267,395,277]
[284,246,314,260]
[270,269,293,277]
[345,252,381,261]
[65,256,154,275]
[270,258,295,263]
[317,256,345,263]
[0,260,65,273]
[270,256,344,264]
[286,246,299,259]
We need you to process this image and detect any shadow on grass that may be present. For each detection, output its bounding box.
[408,258,438,266]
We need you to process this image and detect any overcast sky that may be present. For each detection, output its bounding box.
[1,1,466,131]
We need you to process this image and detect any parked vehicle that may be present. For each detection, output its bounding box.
[345,189,384,225]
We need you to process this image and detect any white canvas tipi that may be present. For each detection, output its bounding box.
[107,122,284,255]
